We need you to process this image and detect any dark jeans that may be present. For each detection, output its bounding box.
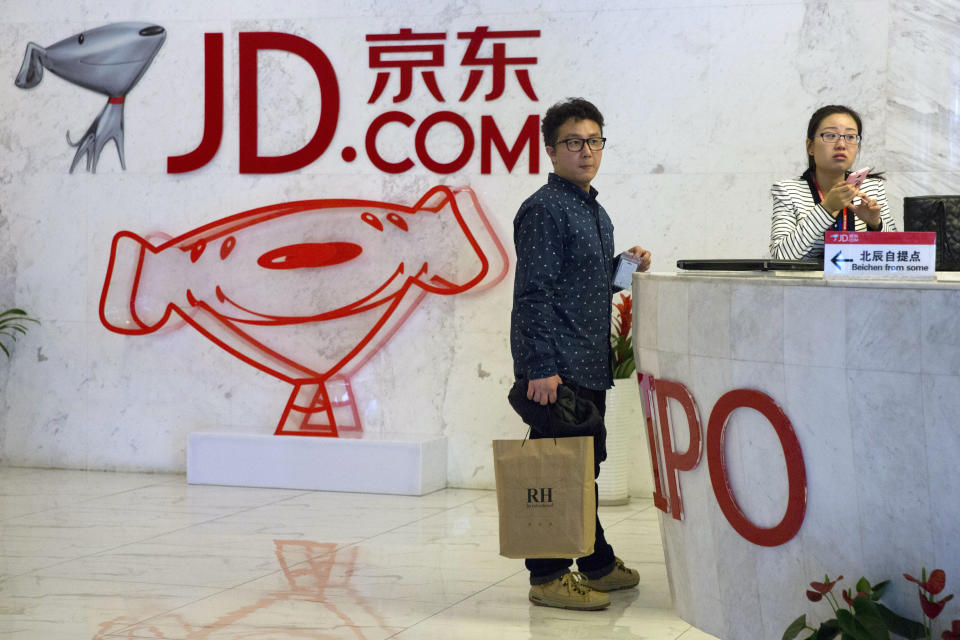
[525,383,616,585]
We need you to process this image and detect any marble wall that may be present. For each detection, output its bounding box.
[1,0,958,490]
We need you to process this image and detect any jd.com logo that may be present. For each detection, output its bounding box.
[16,22,516,439]
[16,23,541,176]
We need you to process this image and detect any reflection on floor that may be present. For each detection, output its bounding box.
[0,467,720,639]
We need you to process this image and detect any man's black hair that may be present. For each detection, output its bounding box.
[541,98,604,146]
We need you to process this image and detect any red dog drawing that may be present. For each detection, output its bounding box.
[99,185,508,436]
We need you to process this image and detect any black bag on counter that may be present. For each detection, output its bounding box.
[903,196,960,270]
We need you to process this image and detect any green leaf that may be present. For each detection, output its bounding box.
[0,307,38,358]
[875,603,925,639]
[815,619,841,639]
[870,581,889,601]
[783,614,808,640]
[856,577,871,595]
[613,359,635,379]
[836,608,884,640]
[851,597,890,639]
[0,309,39,324]
[835,610,867,640]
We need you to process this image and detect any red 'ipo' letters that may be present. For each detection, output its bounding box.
[636,373,668,512]
[654,379,703,520]
[638,372,807,546]
[706,389,807,547]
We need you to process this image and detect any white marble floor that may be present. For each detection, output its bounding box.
[0,466,720,639]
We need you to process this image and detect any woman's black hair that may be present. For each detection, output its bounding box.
[801,104,883,180]
[541,98,604,146]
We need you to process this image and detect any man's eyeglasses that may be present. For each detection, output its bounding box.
[818,132,861,145]
[554,137,606,152]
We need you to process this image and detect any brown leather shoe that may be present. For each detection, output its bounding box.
[582,557,640,592]
[528,572,611,610]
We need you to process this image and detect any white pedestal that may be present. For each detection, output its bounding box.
[598,378,637,505]
[187,432,447,495]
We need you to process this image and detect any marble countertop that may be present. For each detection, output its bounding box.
[636,270,960,290]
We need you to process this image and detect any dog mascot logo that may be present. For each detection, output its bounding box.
[15,22,166,173]
[99,186,509,437]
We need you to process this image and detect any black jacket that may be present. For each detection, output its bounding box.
[507,379,607,476]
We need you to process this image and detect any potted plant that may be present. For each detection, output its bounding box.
[597,292,639,505]
[783,569,959,640]
[0,308,39,358]
[611,292,634,379]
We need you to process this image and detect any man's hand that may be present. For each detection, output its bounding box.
[626,246,652,272]
[527,375,563,405]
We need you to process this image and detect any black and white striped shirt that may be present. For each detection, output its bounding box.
[769,177,897,260]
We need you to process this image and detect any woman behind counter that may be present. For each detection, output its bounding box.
[770,105,898,260]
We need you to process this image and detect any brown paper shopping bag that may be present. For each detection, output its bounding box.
[492,436,595,559]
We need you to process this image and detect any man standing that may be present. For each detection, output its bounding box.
[510,97,651,611]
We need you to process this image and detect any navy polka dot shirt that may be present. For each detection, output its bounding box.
[510,173,615,391]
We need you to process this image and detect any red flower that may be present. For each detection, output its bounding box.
[842,589,869,607]
[919,591,954,620]
[941,619,960,640]
[810,575,843,595]
[806,590,823,602]
[612,293,632,339]
[905,569,947,595]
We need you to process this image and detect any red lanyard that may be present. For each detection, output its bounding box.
[812,176,849,231]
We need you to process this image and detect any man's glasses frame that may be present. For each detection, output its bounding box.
[554,137,607,152]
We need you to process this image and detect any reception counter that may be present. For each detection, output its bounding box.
[632,270,960,640]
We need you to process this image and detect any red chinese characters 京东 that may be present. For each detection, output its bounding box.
[457,26,539,102]
[365,26,541,104]
[99,186,508,437]
[366,28,447,103]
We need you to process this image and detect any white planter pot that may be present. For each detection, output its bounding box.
[597,378,645,505]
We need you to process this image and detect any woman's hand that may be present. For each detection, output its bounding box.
[851,192,882,229]
[821,182,858,216]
